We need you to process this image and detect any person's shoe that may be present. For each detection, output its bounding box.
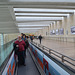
[24,64,26,66]
[25,55,26,58]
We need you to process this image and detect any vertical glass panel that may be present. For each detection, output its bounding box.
[0,40,13,67]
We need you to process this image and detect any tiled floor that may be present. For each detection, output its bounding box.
[33,39,75,59]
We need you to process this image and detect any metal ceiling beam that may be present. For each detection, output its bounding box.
[1,2,75,6]
[0,5,75,9]
[13,5,75,9]
[0,27,18,28]
[0,30,19,34]
[15,11,73,14]
[0,28,18,32]
[16,15,67,17]
[0,1,75,9]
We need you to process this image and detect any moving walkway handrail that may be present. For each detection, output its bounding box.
[31,41,75,69]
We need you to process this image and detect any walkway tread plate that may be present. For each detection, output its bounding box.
[18,51,40,75]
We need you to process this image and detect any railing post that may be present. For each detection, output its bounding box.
[62,56,64,63]
[37,44,39,47]
[49,50,51,54]
[74,37,75,46]
[36,43,38,47]
[38,44,39,47]
[36,43,37,45]
[42,46,44,50]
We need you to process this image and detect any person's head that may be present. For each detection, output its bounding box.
[18,35,22,41]
[21,33,23,37]
[23,34,26,39]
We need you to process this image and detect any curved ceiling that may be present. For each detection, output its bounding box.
[0,0,75,33]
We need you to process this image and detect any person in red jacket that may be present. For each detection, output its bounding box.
[14,35,26,66]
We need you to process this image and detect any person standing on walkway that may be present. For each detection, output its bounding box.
[38,34,42,44]
[22,34,29,58]
[25,36,29,50]
[14,35,26,66]
[21,33,23,39]
[30,35,34,42]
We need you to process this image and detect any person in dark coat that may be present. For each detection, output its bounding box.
[22,34,29,57]
[14,35,26,66]
[21,33,23,39]
[22,34,27,57]
[25,36,29,50]
[38,34,42,44]
[30,35,34,42]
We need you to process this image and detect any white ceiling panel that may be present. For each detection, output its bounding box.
[16,17,63,21]
[0,0,75,33]
[18,25,49,27]
[14,8,74,12]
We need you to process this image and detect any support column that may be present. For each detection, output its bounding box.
[42,27,46,36]
[45,27,49,36]
[52,23,54,30]
[62,17,67,36]
[67,14,75,36]
[55,21,57,29]
[49,24,51,35]
[57,21,62,29]
[40,29,43,35]
[44,27,47,36]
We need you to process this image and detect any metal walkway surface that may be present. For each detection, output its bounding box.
[17,51,40,75]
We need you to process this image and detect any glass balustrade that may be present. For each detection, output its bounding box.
[0,41,13,67]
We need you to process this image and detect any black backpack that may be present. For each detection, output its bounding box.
[13,43,19,55]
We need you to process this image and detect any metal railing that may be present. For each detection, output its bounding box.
[31,41,75,70]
